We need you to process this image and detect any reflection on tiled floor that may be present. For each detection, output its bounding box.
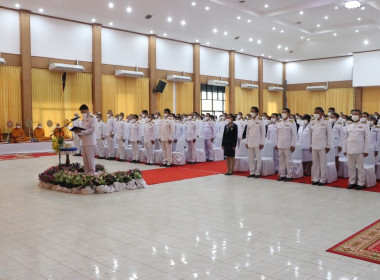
[0,156,380,280]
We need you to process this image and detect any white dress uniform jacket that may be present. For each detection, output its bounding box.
[201,121,216,140]
[276,119,297,149]
[310,118,332,150]
[116,120,128,140]
[160,118,175,141]
[185,120,198,141]
[95,120,106,140]
[80,113,97,174]
[105,117,117,136]
[331,121,345,150]
[130,121,142,142]
[266,122,278,144]
[343,122,370,154]
[245,118,266,148]
[297,124,311,149]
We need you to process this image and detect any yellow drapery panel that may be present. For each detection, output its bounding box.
[286,88,354,115]
[263,89,283,115]
[176,82,194,114]
[102,75,149,116]
[0,66,22,134]
[225,86,230,113]
[363,87,380,113]
[234,87,259,114]
[155,79,174,114]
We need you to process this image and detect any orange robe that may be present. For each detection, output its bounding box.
[34,128,50,141]
[53,128,70,139]
[11,128,30,143]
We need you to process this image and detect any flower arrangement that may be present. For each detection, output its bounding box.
[52,136,65,153]
[38,163,146,194]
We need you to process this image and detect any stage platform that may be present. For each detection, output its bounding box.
[0,141,55,155]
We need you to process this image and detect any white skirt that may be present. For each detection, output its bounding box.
[302,149,312,162]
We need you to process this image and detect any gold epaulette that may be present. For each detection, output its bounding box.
[337,122,342,125]
[325,117,329,120]
[258,117,262,120]
[278,119,283,122]
[289,119,294,123]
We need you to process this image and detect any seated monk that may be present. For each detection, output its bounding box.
[53,123,65,139]
[33,123,51,142]
[11,123,30,143]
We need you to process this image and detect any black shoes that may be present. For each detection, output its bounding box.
[348,184,356,189]
[278,177,286,181]
[206,159,214,162]
[318,182,325,186]
[247,174,256,178]
[284,178,293,182]
[98,157,105,159]
[356,185,365,190]
[311,181,319,185]
[106,157,115,160]
[145,163,154,166]
[118,159,126,162]
[160,164,167,167]
[74,153,81,157]
[254,175,261,179]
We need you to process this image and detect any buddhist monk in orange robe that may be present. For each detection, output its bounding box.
[33,123,51,142]
[53,123,65,139]
[11,123,30,143]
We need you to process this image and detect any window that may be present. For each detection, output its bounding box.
[201,84,225,116]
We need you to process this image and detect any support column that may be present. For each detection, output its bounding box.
[19,10,32,135]
[193,43,201,113]
[148,35,157,113]
[355,87,362,111]
[92,24,102,113]
[229,51,236,114]
[258,57,264,111]
[283,62,287,108]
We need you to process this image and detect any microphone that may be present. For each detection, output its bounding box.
[71,116,80,121]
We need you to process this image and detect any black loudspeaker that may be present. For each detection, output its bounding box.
[154,80,167,93]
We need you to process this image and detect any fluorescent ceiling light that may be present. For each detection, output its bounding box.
[345,0,361,9]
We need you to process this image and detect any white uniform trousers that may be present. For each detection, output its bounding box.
[187,140,196,162]
[73,135,81,154]
[144,141,154,164]
[248,147,262,176]
[273,148,279,172]
[312,149,327,183]
[204,139,214,160]
[162,141,173,165]
[154,139,161,150]
[116,139,126,160]
[82,145,96,174]
[96,139,105,158]
[131,141,139,161]
[278,148,293,178]
[348,153,365,186]
[106,136,115,158]
[172,141,177,152]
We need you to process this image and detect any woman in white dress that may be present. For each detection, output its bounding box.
[297,114,312,176]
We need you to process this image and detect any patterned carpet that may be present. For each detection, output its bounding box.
[0,153,56,161]
[327,219,380,264]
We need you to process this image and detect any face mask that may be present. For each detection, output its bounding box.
[16,126,21,129]
[38,125,42,129]
[237,115,241,120]
[303,120,309,126]
[227,119,232,124]
[119,116,123,120]
[56,126,60,128]
[368,121,374,127]
[141,114,146,118]
[297,120,302,125]
[107,114,111,118]
[220,117,225,121]
[154,115,158,119]
[131,119,136,123]
[204,117,209,121]
[281,113,287,119]
[148,118,153,122]
[271,118,276,123]
[375,115,379,120]
[328,112,332,117]
[250,113,256,118]
[314,114,321,120]
[82,113,88,119]
[342,119,347,123]
[352,115,359,122]
[164,114,168,118]
[330,118,337,123]
[97,118,101,122]
[361,117,367,123]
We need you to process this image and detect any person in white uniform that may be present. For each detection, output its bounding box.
[244,107,265,178]
[297,114,312,176]
[201,113,216,161]
[115,112,128,162]
[330,113,345,172]
[275,108,297,182]
[310,107,332,186]
[71,113,82,156]
[105,110,117,160]
[368,116,379,166]
[95,113,106,159]
[74,105,96,174]
[266,113,279,173]
[143,114,156,165]
[129,114,142,163]
[234,112,246,148]
[173,115,183,151]
[343,109,370,190]
[184,113,198,164]
[160,108,175,167]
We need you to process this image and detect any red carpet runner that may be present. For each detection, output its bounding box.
[0,152,56,161]
[327,219,380,264]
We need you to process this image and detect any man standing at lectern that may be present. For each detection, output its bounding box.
[74,104,96,174]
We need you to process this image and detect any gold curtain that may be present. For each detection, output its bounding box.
[363,87,380,113]
[287,88,354,115]
[263,89,283,115]
[155,79,174,114]
[235,87,259,114]
[32,69,93,136]
[225,86,230,113]
[176,82,194,114]
[0,66,22,134]
[102,75,149,117]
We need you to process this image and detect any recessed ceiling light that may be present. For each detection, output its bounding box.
[249,38,253,42]
[272,27,276,31]
[247,19,251,23]
[264,4,268,8]
[317,24,320,27]
[324,16,329,20]
[213,28,218,33]
[261,54,265,57]
[355,29,359,33]
[278,45,282,49]
[91,18,96,22]
[349,52,353,55]
[181,20,186,26]
[126,6,132,13]
[285,47,289,51]
[269,55,272,58]
[357,17,361,21]
[195,39,199,42]
[224,31,228,36]
[237,16,241,20]
[345,0,361,9]
[240,49,244,52]
[192,2,196,6]
[109,22,114,26]
[108,2,114,8]
[38,8,44,13]
[301,36,304,40]
[206,41,210,45]
[257,39,262,44]
[364,39,369,45]
[299,11,304,15]
[150,30,154,34]
[307,38,310,41]
[167,17,172,22]
[333,33,337,36]
[15,3,20,8]
[163,33,168,37]
[361,6,365,10]
[334,6,339,10]
[205,6,210,11]
[280,30,284,33]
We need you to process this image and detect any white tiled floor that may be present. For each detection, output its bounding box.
[0,156,380,280]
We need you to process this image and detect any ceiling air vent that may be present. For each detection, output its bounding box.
[234,36,240,40]
[145,15,152,19]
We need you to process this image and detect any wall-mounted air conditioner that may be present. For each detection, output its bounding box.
[115,69,144,78]
[167,75,192,82]
[268,86,284,91]
[208,80,229,86]
[241,83,259,89]
[49,63,84,72]
[0,58,5,65]
[306,85,328,91]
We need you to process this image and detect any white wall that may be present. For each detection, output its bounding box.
[31,15,92,61]
[353,51,380,87]
[263,60,283,84]
[102,29,148,68]
[287,57,353,84]
[235,54,258,81]
[156,39,193,73]
[200,47,229,77]
[0,9,20,54]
